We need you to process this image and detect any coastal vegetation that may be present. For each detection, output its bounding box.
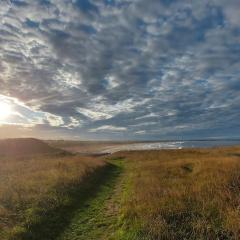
[0,139,240,239]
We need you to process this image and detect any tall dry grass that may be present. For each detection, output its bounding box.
[120,147,240,239]
[0,154,105,239]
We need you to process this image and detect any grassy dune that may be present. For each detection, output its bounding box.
[118,147,240,239]
[0,153,106,239]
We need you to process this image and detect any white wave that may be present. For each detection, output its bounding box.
[102,142,184,154]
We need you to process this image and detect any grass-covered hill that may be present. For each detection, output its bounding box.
[0,138,61,156]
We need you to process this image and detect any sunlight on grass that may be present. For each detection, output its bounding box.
[0,154,106,239]
[118,147,240,239]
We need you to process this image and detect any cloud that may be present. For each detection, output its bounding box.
[90,125,127,132]
[0,94,65,127]
[0,0,240,139]
[77,107,112,120]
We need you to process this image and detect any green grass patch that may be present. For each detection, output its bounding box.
[58,157,125,240]
[11,161,123,240]
[181,163,194,173]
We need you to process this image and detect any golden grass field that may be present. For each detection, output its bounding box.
[118,147,240,239]
[0,139,240,239]
[0,153,106,239]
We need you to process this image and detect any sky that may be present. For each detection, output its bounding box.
[0,0,240,140]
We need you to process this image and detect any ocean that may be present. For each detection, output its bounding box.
[104,140,240,153]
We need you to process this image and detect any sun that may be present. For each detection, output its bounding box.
[0,102,12,120]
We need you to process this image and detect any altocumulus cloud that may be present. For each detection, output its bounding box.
[0,0,240,140]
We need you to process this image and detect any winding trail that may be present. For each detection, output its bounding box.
[57,158,125,240]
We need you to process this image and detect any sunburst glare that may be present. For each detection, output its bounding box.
[0,102,12,120]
